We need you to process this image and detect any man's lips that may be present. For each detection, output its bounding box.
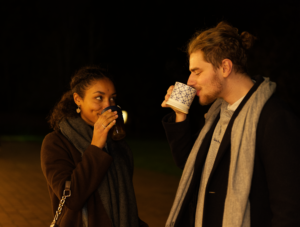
[196,90,201,96]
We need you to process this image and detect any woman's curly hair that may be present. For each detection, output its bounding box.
[48,66,113,131]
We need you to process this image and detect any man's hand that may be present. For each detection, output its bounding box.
[161,85,187,122]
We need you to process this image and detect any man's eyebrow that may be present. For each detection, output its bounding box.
[190,67,200,72]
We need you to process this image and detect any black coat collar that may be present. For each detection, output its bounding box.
[207,75,265,186]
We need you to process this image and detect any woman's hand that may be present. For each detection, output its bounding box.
[161,85,187,122]
[91,109,118,149]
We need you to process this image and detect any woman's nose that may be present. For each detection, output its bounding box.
[103,100,111,109]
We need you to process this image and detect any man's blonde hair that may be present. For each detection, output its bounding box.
[188,21,256,74]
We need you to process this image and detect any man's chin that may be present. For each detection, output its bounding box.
[199,96,217,106]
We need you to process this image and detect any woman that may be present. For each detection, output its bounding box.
[41,66,148,227]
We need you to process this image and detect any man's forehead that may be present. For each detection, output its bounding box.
[189,51,206,70]
[190,50,205,60]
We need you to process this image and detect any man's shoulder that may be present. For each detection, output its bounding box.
[256,93,300,156]
[260,93,298,119]
[258,93,300,132]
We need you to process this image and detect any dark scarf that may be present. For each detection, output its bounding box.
[59,117,139,227]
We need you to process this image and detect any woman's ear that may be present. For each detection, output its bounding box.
[73,93,82,106]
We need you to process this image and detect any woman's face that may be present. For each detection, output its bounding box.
[74,78,116,126]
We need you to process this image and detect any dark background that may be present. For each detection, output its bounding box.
[1,0,300,139]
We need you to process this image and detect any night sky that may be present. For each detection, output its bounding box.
[1,0,300,138]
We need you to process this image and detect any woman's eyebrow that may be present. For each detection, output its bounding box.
[93,91,117,95]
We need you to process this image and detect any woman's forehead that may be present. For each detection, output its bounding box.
[86,78,116,95]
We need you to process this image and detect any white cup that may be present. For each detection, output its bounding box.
[166,82,197,114]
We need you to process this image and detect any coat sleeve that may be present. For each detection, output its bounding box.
[162,112,200,169]
[258,106,300,226]
[41,131,113,211]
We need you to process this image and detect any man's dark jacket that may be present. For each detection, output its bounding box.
[162,77,300,227]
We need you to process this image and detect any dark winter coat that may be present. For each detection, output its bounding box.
[41,130,147,227]
[162,84,300,227]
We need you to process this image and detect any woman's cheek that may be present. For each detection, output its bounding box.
[91,102,102,111]
[110,99,116,106]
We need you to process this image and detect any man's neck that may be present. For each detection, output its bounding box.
[221,73,254,105]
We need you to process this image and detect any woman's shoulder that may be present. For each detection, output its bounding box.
[43,130,66,145]
[41,130,72,155]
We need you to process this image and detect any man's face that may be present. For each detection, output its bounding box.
[187,50,223,105]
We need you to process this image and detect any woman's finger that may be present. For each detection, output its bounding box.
[104,120,116,132]
[100,122,107,130]
[104,110,117,118]
[101,109,112,117]
[96,110,116,123]
[102,114,118,127]
[94,111,115,130]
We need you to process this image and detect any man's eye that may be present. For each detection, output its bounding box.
[96,96,103,101]
[110,97,116,102]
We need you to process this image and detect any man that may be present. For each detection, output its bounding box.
[161,21,300,227]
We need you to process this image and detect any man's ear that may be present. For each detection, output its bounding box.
[73,93,82,106]
[221,59,233,78]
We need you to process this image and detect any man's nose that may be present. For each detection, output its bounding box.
[187,73,195,86]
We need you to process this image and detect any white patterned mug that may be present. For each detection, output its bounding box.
[166,82,197,114]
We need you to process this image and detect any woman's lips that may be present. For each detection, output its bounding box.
[197,90,201,96]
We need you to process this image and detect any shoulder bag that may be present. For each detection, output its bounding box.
[50,181,71,227]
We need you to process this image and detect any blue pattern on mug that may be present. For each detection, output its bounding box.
[172,82,195,106]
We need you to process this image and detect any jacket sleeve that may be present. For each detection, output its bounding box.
[162,112,200,169]
[259,107,300,226]
[41,131,113,211]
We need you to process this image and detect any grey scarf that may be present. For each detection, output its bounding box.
[166,77,276,227]
[59,117,139,227]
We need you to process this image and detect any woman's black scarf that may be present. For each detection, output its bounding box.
[59,117,139,227]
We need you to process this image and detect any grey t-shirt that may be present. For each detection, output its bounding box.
[195,96,244,225]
